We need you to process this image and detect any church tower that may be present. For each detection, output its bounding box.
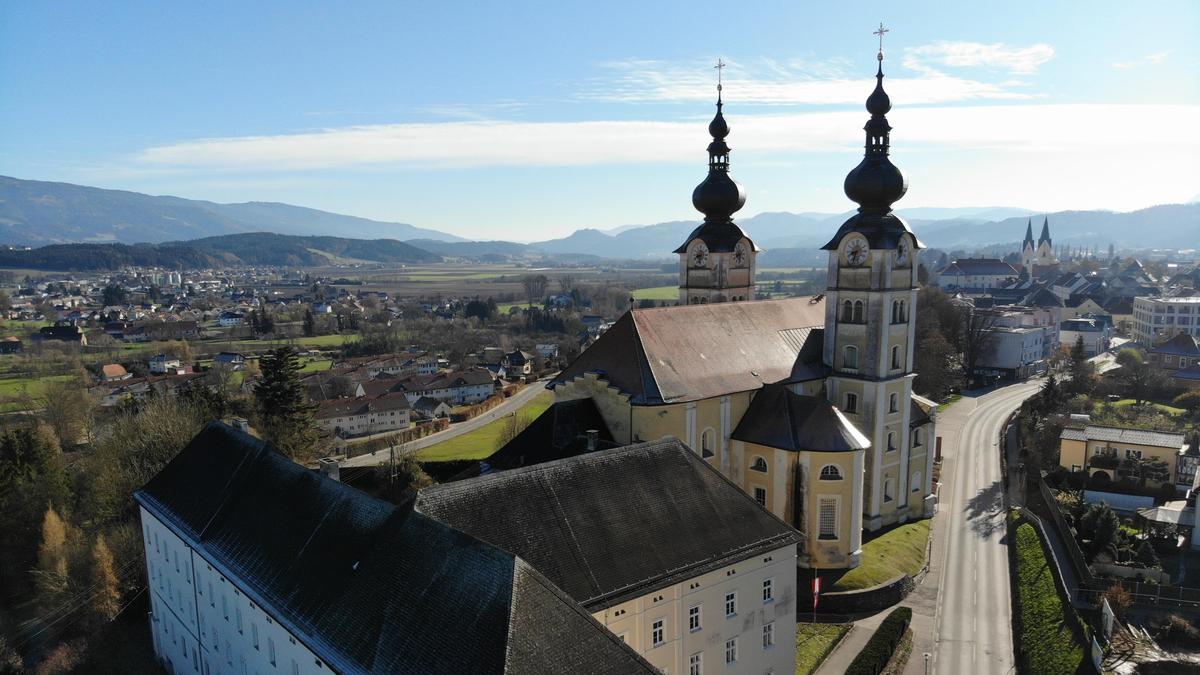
[1035,216,1056,267]
[675,67,759,305]
[1021,219,1036,274]
[821,37,929,536]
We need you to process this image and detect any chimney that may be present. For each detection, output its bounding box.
[318,457,341,482]
[585,429,599,453]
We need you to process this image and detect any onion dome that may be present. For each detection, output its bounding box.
[842,51,907,213]
[691,95,746,222]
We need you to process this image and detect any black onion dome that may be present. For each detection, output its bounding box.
[843,155,907,208]
[865,62,891,115]
[691,96,746,221]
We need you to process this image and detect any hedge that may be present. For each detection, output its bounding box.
[845,606,912,675]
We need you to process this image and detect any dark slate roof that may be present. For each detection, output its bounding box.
[730,383,870,452]
[1020,285,1064,308]
[820,210,925,251]
[1153,332,1200,357]
[135,422,656,675]
[939,258,1020,277]
[550,297,828,404]
[672,220,761,253]
[485,398,616,471]
[910,394,934,428]
[416,438,800,610]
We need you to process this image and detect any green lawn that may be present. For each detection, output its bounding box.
[830,519,931,591]
[631,285,679,301]
[496,302,528,315]
[0,373,75,411]
[936,394,962,412]
[1110,398,1185,415]
[298,358,333,373]
[1012,519,1085,674]
[795,623,850,675]
[415,391,554,462]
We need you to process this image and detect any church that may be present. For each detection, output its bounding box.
[548,47,937,570]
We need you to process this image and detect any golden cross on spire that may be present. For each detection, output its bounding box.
[714,58,725,92]
[873,22,889,58]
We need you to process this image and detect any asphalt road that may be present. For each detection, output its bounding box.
[339,378,551,468]
[931,380,1043,675]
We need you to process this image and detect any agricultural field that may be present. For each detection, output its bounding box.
[631,285,679,301]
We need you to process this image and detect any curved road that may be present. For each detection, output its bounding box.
[931,380,1042,674]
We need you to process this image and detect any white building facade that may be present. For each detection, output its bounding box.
[1133,296,1200,347]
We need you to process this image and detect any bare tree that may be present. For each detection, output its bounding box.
[960,308,998,387]
[557,274,576,294]
[521,274,549,307]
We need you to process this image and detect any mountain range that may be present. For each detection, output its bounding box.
[1,176,1196,266]
[0,176,465,245]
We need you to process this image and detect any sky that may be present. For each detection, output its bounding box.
[2,1,1198,241]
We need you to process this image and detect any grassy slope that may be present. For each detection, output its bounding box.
[1111,398,1186,415]
[795,623,850,675]
[1013,520,1085,674]
[831,519,931,591]
[631,285,679,301]
[415,391,554,461]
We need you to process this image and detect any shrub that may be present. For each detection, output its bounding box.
[845,606,912,675]
[1155,614,1200,647]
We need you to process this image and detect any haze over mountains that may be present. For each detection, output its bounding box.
[1,176,1196,270]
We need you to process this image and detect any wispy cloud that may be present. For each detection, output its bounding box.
[127,104,1195,172]
[583,42,1054,106]
[1112,51,1169,70]
[902,41,1055,75]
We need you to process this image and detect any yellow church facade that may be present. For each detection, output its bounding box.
[550,48,937,570]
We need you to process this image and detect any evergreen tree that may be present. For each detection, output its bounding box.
[0,424,71,574]
[254,347,320,460]
[1135,539,1160,569]
[1067,335,1094,396]
[303,308,316,337]
[88,535,122,626]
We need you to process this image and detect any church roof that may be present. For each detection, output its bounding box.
[730,383,870,452]
[672,220,760,253]
[820,211,925,251]
[415,438,800,610]
[939,258,1020,277]
[1038,217,1052,245]
[135,422,656,675]
[549,296,828,404]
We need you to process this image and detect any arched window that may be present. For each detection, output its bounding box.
[891,301,899,324]
[891,345,901,370]
[842,300,853,322]
[886,432,896,452]
[819,465,842,480]
[853,300,864,323]
[883,477,894,502]
[700,428,716,459]
[843,345,859,370]
[911,471,922,492]
[751,457,768,473]
[888,393,898,413]
[912,428,923,447]
[900,301,907,322]
[844,392,858,414]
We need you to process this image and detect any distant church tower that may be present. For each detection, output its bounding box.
[675,68,759,305]
[1020,219,1036,274]
[821,39,929,538]
[1035,216,1056,267]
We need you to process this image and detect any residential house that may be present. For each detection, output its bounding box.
[1059,317,1112,357]
[398,369,496,406]
[214,352,247,371]
[417,438,800,675]
[1149,332,1200,390]
[0,336,22,354]
[35,324,87,346]
[135,423,657,675]
[412,396,452,420]
[315,392,411,438]
[100,364,132,382]
[973,326,1047,381]
[218,311,245,327]
[149,354,183,375]
[1059,425,1190,493]
[502,350,535,377]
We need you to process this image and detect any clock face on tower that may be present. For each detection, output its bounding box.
[733,243,747,267]
[844,236,869,267]
[895,237,911,267]
[692,243,709,267]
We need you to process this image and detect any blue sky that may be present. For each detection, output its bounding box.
[2,1,1197,241]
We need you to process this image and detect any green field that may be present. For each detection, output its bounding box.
[631,285,679,301]
[795,623,850,675]
[298,358,333,373]
[415,391,554,462]
[830,519,930,591]
[1012,518,1085,674]
[0,373,75,411]
[1110,398,1185,415]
